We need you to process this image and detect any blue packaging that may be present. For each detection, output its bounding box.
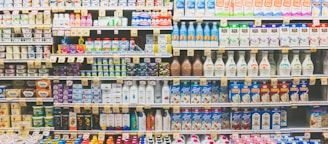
[192,108,202,130]
[181,108,192,130]
[219,85,228,102]
[299,80,309,101]
[191,81,201,103]
[202,109,212,130]
[170,83,181,104]
[231,110,242,130]
[241,109,251,130]
[201,82,212,103]
[241,83,251,103]
[229,82,241,103]
[180,81,191,104]
[211,81,220,103]
[211,108,222,130]
[251,108,261,130]
[261,108,271,130]
[221,108,230,129]
[171,112,181,130]
[289,81,299,102]
[251,82,261,103]
[271,108,281,130]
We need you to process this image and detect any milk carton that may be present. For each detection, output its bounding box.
[280,108,288,128]
[180,81,191,104]
[215,0,230,16]
[269,24,280,46]
[231,110,242,130]
[174,0,185,16]
[261,108,271,130]
[309,24,320,46]
[192,108,202,130]
[195,0,205,16]
[229,82,241,103]
[244,0,254,16]
[212,108,222,130]
[263,0,273,16]
[251,82,261,103]
[181,108,192,130]
[310,107,322,128]
[171,112,181,130]
[202,109,212,130]
[241,83,251,103]
[282,0,292,16]
[219,25,230,46]
[271,108,281,130]
[301,0,311,16]
[312,0,322,16]
[289,24,300,46]
[299,24,310,46]
[251,108,261,130]
[206,0,216,16]
[234,0,244,16]
[221,108,230,129]
[279,24,290,46]
[289,81,299,102]
[211,81,220,103]
[320,24,328,46]
[170,82,180,104]
[185,0,195,16]
[259,25,269,46]
[299,80,309,101]
[254,0,264,16]
[292,0,302,16]
[191,81,201,103]
[201,82,212,103]
[229,24,240,46]
[250,25,260,47]
[219,85,229,102]
[273,0,282,16]
[239,24,250,46]
[229,0,234,15]
[322,0,328,16]
[241,109,251,130]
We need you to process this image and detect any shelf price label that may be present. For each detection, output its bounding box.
[104,105,111,114]
[173,78,180,86]
[304,131,311,139]
[173,17,180,22]
[92,77,101,88]
[87,56,94,64]
[187,48,194,56]
[136,105,144,112]
[200,78,207,86]
[271,78,278,86]
[309,76,316,85]
[19,99,27,107]
[81,78,88,86]
[92,104,99,114]
[66,77,73,86]
[173,48,180,56]
[36,98,43,105]
[113,56,120,64]
[0,60,4,69]
[254,18,262,26]
[218,47,225,53]
[251,48,258,54]
[173,133,180,139]
[220,18,228,27]
[144,105,152,109]
[172,105,180,113]
[210,132,218,141]
[82,29,90,37]
[310,47,317,53]
[45,59,52,68]
[130,29,138,37]
[50,56,57,63]
[99,9,106,17]
[67,56,75,64]
[27,61,34,68]
[14,26,21,34]
[133,56,140,64]
[282,47,289,53]
[283,17,290,24]
[313,18,320,26]
[34,60,42,69]
[153,28,160,36]
[244,77,252,86]
[58,56,66,63]
[122,105,129,113]
[196,17,203,23]
[293,77,301,85]
[53,76,60,83]
[162,105,170,109]
[144,58,151,63]
[22,9,29,14]
[204,104,211,109]
[74,8,81,13]
[98,132,105,141]
[70,28,78,36]
[116,77,124,84]
[77,56,84,63]
[321,77,328,85]
[204,48,211,56]
[74,104,81,113]
[84,103,91,110]
[81,9,88,16]
[220,76,228,86]
[116,6,123,17]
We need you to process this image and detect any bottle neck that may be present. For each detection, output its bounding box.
[293,54,300,59]
[282,54,288,59]
[228,54,234,59]
[250,53,256,59]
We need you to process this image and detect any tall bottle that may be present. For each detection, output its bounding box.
[146,81,154,104]
[138,110,146,131]
[154,80,162,103]
[181,55,192,76]
[268,51,276,76]
[302,50,314,75]
[211,22,219,47]
[146,111,155,131]
[122,81,130,104]
[155,109,163,131]
[172,22,180,46]
[214,53,225,76]
[225,51,236,76]
[324,51,328,74]
[203,55,214,76]
[193,54,203,76]
[248,53,258,76]
[138,81,146,104]
[259,51,271,76]
[179,22,187,46]
[291,50,302,76]
[188,22,196,47]
[130,80,138,104]
[130,111,138,130]
[196,22,204,46]
[277,52,282,75]
[279,53,291,76]
[171,56,181,76]
[203,22,211,46]
[162,80,170,104]
[162,109,171,131]
[237,51,247,76]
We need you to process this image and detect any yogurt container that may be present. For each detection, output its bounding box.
[32,106,43,116]
[44,106,53,116]
[32,117,44,127]
[44,116,53,127]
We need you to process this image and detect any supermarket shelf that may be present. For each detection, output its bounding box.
[0,42,53,46]
[51,53,172,58]
[1,7,52,11]
[52,128,328,134]
[52,26,173,31]
[174,16,328,21]
[174,46,328,51]
[0,75,326,81]
[1,6,172,11]
[0,24,52,28]
[0,98,53,103]
[53,101,328,108]
[0,127,54,131]
[1,59,47,63]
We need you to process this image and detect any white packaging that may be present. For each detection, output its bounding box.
[107,113,115,128]
[229,24,240,46]
[320,24,328,46]
[195,0,205,16]
[239,24,250,46]
[185,0,195,16]
[259,25,269,46]
[279,24,290,46]
[219,26,230,46]
[269,24,280,46]
[309,24,320,46]
[122,113,130,129]
[299,24,310,46]
[250,25,260,46]
[289,24,300,46]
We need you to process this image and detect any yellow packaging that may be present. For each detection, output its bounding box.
[0,122,10,128]
[0,115,10,123]
[6,89,21,98]
[22,115,32,127]
[11,109,21,115]
[11,115,21,122]
[11,103,21,109]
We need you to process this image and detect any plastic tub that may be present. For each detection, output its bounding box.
[44,106,53,116]
[44,116,53,127]
[32,106,43,116]
[32,117,43,127]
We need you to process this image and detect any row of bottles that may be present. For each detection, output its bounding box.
[171,50,314,77]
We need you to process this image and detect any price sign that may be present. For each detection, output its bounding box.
[66,77,73,86]
[144,58,151,63]
[282,47,289,53]
[218,47,225,53]
[34,60,42,69]
[187,48,194,56]
[19,99,27,107]
[221,77,228,86]
[136,106,144,112]
[81,78,88,86]
[196,17,203,23]
[122,105,129,113]
[173,133,180,139]
[153,28,160,36]
[200,78,207,86]
[155,58,161,63]
[116,6,123,17]
[27,61,34,68]
[14,26,21,34]
[116,77,124,84]
[172,105,180,113]
[204,104,211,109]
[0,60,4,69]
[36,98,43,105]
[113,56,120,64]
[99,9,106,17]
[45,59,52,68]
[173,48,180,56]
[173,78,180,86]
[220,18,228,27]
[131,29,138,37]
[87,56,94,64]
[251,48,258,54]
[210,132,218,141]
[82,29,90,37]
[310,47,317,53]
[204,48,211,56]
[313,18,320,26]
[67,56,75,63]
[50,56,57,63]
[254,18,262,26]
[283,17,290,24]
[74,104,81,113]
[76,56,84,63]
[244,77,252,86]
[310,76,316,85]
[58,56,66,63]
[133,56,140,64]
[74,8,81,13]
[321,77,328,85]
[144,105,151,109]
[293,77,301,85]
[98,132,105,141]
[271,78,278,86]
[104,105,111,114]
[81,9,88,16]
[92,77,100,87]
[162,105,170,109]
[112,105,120,113]
[92,104,99,114]
[53,76,60,83]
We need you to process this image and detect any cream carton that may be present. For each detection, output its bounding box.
[291,0,302,16]
[269,24,280,46]
[201,83,212,103]
[320,24,328,46]
[171,113,181,130]
[263,0,273,16]
[215,0,230,16]
[229,81,241,103]
[212,108,222,130]
[211,81,220,103]
[289,24,300,46]
[185,0,195,16]
[251,108,261,130]
[229,24,240,46]
[282,0,292,16]
[234,0,244,16]
[244,0,254,16]
[280,108,288,128]
[174,0,185,16]
[250,25,260,47]
[271,108,281,130]
[195,0,205,16]
[273,0,282,16]
[301,0,311,16]
[206,0,216,15]
[192,108,202,130]
[219,25,230,46]
[239,24,250,46]
[254,0,264,16]
[229,0,234,16]
[261,108,271,130]
[323,0,328,16]
[309,24,320,46]
[170,82,181,104]
[299,24,310,46]
[191,81,201,103]
[259,25,269,46]
[312,0,322,16]
[181,108,192,130]
[202,109,212,130]
[180,81,191,103]
[279,24,290,46]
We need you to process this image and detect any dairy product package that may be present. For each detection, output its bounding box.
[206,0,216,15]
[261,108,271,130]
[292,0,302,16]
[233,0,244,16]
[289,81,299,102]
[270,84,280,102]
[191,81,201,103]
[273,0,283,16]
[310,107,322,128]
[299,80,309,101]
[239,24,250,46]
[320,24,328,46]
[312,0,322,16]
[219,85,229,102]
[251,108,261,130]
[180,81,191,104]
[195,0,205,16]
[241,83,251,103]
[259,25,269,46]
[219,25,230,46]
[279,24,290,46]
[171,112,181,130]
[260,82,270,102]
[192,108,202,130]
[229,24,240,46]
[221,108,230,129]
[282,0,292,16]
[269,24,280,46]
[185,0,195,16]
[212,108,222,130]
[280,108,288,128]
[170,83,180,104]
[309,24,320,46]
[323,0,328,16]
[202,109,212,130]
[280,81,290,102]
[271,108,281,130]
[251,82,261,103]
[289,24,300,46]
[181,108,192,130]
[211,81,220,103]
[215,0,230,16]
[254,0,264,16]
[175,0,185,16]
[231,110,242,130]
[302,0,312,16]
[241,109,251,130]
[201,82,212,103]
[299,24,310,46]
[244,0,254,16]
[229,82,241,103]
[263,0,273,16]
[250,25,260,47]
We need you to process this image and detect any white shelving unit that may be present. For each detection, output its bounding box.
[174,46,328,51]
[51,53,173,58]
[0,42,53,46]
[0,98,53,103]
[52,26,173,31]
[1,6,172,11]
[173,16,328,21]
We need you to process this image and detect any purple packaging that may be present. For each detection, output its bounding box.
[192,108,202,130]
[202,109,212,130]
[63,89,72,95]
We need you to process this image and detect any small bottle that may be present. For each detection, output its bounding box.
[225,51,236,76]
[291,50,302,76]
[237,51,247,76]
[259,51,271,76]
[214,53,225,76]
[248,53,258,76]
[302,50,314,75]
